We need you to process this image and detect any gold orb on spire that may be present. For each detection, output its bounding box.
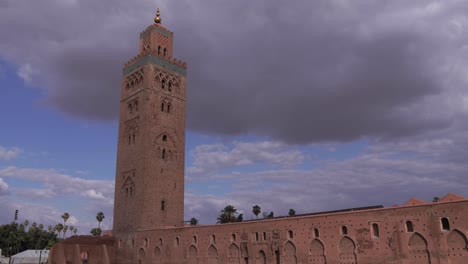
[154,8,161,24]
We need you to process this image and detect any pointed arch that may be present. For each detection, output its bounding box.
[283,241,297,264]
[153,246,161,264]
[338,237,356,264]
[447,229,468,261]
[229,243,240,264]
[309,239,326,264]
[408,233,430,264]
[258,250,266,264]
[138,248,146,264]
[154,132,176,148]
[187,245,198,264]
[207,245,219,264]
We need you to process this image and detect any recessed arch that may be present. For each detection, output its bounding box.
[447,229,467,261]
[153,246,162,264]
[408,233,430,264]
[207,245,219,264]
[338,237,356,264]
[138,248,146,264]
[228,243,240,263]
[187,245,198,264]
[258,250,266,264]
[283,241,297,264]
[309,239,326,264]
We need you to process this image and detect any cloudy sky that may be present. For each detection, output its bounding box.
[1,0,468,234]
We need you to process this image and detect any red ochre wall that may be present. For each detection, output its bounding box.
[107,200,467,264]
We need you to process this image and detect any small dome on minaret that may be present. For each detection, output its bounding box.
[154,8,161,24]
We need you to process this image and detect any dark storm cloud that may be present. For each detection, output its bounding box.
[1,0,467,142]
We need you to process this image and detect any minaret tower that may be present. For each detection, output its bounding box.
[113,9,187,234]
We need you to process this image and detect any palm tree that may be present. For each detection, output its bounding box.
[96,212,105,229]
[69,226,74,236]
[217,205,238,224]
[73,228,78,235]
[47,225,53,233]
[90,228,102,236]
[55,224,64,238]
[38,224,44,230]
[62,212,70,226]
[63,225,69,239]
[288,209,296,216]
[252,205,261,219]
[23,220,30,228]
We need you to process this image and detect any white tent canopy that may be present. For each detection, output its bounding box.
[11,250,49,264]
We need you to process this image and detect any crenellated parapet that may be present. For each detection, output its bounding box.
[140,24,173,39]
[123,52,187,76]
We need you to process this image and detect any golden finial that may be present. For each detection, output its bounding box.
[154,8,161,24]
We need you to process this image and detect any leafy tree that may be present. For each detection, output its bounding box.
[23,220,29,228]
[96,212,105,229]
[217,205,238,224]
[267,211,274,218]
[90,228,102,236]
[252,205,261,219]
[0,222,58,257]
[288,209,296,216]
[236,214,244,222]
[189,218,198,226]
[433,197,440,202]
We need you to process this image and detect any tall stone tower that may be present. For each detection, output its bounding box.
[113,9,187,234]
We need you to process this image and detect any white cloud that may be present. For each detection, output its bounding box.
[185,131,468,224]
[17,63,35,83]
[187,141,305,177]
[82,189,107,201]
[0,146,22,160]
[15,188,55,199]
[0,167,114,234]
[0,178,9,196]
[0,166,114,199]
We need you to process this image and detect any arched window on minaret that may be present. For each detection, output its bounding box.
[167,104,171,113]
[162,135,167,141]
[161,102,165,112]
[161,79,166,89]
[162,149,166,159]
[161,200,166,211]
[168,81,172,92]
[158,46,161,55]
[163,48,167,56]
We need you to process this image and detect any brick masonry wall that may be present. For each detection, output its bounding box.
[115,200,468,264]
